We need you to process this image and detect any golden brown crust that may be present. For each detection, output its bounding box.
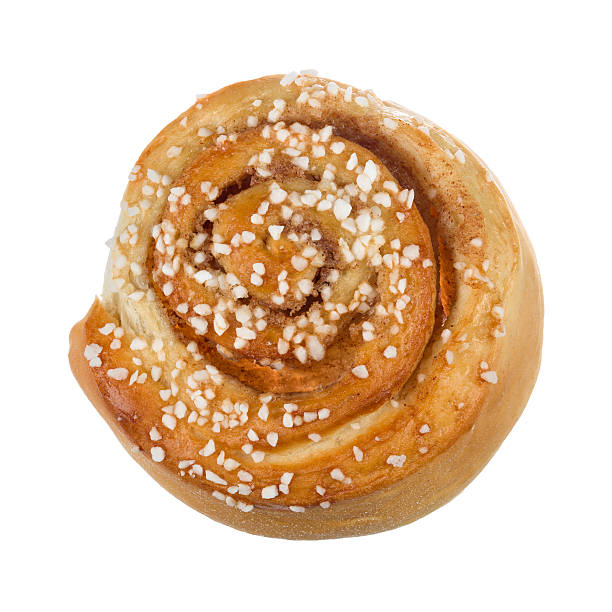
[69,73,543,538]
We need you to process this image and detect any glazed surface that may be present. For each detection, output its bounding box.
[69,73,543,537]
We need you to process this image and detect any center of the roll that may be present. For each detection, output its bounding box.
[213,179,332,312]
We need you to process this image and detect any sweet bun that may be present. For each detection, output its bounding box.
[70,73,543,538]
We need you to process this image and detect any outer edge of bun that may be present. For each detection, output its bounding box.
[69,74,543,539]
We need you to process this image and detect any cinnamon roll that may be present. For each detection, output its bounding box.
[69,73,543,539]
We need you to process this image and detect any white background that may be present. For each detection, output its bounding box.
[2,1,610,610]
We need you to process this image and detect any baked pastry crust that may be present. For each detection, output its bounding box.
[69,74,543,539]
